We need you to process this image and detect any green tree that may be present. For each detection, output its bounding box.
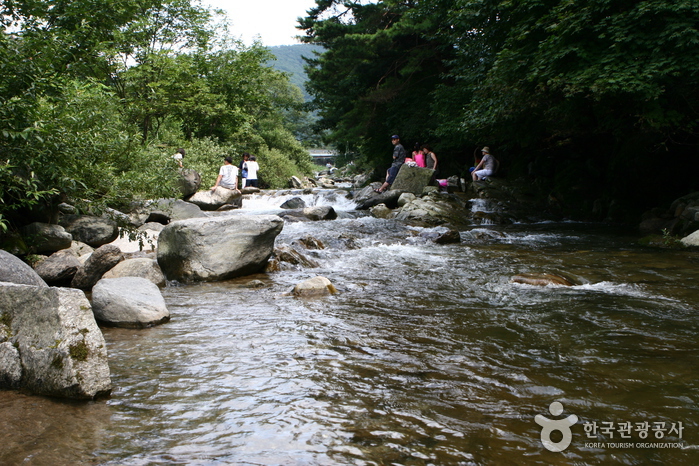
[300,0,454,168]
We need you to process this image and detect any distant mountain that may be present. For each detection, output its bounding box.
[267,44,324,102]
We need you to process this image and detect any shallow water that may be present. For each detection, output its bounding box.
[1,191,698,465]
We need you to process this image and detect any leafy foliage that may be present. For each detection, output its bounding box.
[0,0,315,237]
[300,0,699,214]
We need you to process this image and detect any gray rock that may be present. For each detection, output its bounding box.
[290,176,304,189]
[34,249,82,286]
[59,215,119,247]
[92,277,170,328]
[293,276,337,297]
[71,244,124,290]
[134,198,208,226]
[355,187,403,210]
[391,165,436,195]
[280,197,307,209]
[0,250,48,287]
[395,193,472,226]
[178,168,201,198]
[0,283,111,399]
[434,229,462,244]
[370,204,392,219]
[274,246,320,268]
[302,206,338,221]
[68,241,94,258]
[186,187,242,211]
[681,230,699,247]
[157,215,283,282]
[397,192,417,207]
[102,258,166,287]
[21,222,73,254]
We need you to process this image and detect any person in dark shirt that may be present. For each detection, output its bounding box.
[376,135,407,193]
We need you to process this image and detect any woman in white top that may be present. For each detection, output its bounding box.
[243,155,260,188]
[211,157,239,191]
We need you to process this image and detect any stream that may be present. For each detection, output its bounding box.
[1,189,698,465]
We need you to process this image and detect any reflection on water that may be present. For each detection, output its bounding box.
[1,192,698,465]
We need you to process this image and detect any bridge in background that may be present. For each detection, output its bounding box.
[308,149,336,166]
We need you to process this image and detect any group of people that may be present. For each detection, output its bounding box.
[375,135,439,193]
[375,135,500,193]
[211,152,260,191]
[171,148,260,192]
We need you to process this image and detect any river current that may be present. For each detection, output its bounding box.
[1,189,698,465]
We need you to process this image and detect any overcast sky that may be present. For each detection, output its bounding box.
[203,0,319,46]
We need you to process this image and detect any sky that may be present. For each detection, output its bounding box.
[203,0,320,47]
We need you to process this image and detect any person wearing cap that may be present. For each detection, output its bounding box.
[211,156,240,191]
[375,135,407,193]
[471,146,499,181]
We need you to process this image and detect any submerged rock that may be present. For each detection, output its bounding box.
[510,273,575,287]
[293,276,338,297]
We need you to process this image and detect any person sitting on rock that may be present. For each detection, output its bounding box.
[471,146,499,181]
[211,156,239,191]
[375,134,406,193]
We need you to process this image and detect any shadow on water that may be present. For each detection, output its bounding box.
[2,190,698,465]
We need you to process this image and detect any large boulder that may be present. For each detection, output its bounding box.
[92,277,170,328]
[391,165,436,195]
[33,249,82,286]
[0,283,111,399]
[186,187,242,211]
[59,215,119,247]
[0,250,48,287]
[395,192,472,226]
[178,168,201,198]
[102,258,166,287]
[21,222,73,254]
[70,244,124,290]
[157,215,284,282]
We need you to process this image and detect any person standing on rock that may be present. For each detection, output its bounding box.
[376,134,407,193]
[239,152,250,188]
[421,144,438,172]
[211,157,239,191]
[243,155,260,188]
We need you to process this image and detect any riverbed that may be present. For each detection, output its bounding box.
[1,190,697,465]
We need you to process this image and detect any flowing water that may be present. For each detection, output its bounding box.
[1,190,698,465]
